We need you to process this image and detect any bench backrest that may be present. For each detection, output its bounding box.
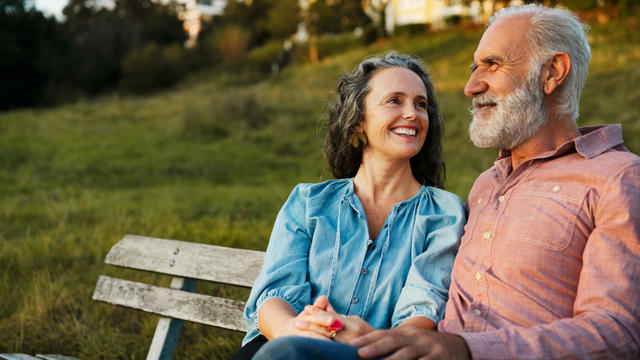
[92,234,265,359]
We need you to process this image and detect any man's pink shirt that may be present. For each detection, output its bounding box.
[439,125,640,359]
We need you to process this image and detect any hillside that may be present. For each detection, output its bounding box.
[1,17,639,359]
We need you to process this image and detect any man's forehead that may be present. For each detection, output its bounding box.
[473,16,532,62]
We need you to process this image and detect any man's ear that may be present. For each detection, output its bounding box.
[543,52,571,95]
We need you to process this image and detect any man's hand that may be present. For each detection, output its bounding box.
[349,326,471,360]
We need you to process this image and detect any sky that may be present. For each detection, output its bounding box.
[34,0,68,19]
[32,0,226,20]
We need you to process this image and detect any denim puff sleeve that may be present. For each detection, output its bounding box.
[391,188,466,327]
[242,184,313,345]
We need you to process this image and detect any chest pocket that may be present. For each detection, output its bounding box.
[501,182,590,251]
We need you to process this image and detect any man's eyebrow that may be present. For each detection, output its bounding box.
[470,55,505,72]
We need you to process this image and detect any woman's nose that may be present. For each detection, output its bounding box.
[403,104,417,120]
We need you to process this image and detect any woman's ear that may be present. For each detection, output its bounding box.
[543,52,571,95]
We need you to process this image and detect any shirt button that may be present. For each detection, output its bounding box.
[482,232,491,240]
[366,239,373,246]
[498,195,505,202]
[474,309,482,316]
[475,272,483,281]
[351,297,358,303]
[552,186,560,192]
[361,268,368,275]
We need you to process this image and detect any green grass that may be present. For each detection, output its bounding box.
[1,17,639,359]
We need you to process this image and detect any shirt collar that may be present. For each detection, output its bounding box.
[496,124,623,162]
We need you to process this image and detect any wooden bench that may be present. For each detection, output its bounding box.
[91,234,265,359]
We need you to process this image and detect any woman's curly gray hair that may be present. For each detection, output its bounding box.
[324,51,445,188]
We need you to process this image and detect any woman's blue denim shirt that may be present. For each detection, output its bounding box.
[242,178,466,345]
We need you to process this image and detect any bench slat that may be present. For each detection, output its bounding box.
[105,234,264,287]
[92,275,248,332]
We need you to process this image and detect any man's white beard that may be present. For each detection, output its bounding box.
[469,66,548,150]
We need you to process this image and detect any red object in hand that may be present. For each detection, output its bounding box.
[328,319,344,332]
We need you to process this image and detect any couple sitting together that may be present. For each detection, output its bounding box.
[231,4,640,359]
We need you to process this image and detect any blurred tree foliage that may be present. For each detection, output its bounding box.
[307,0,371,35]
[1,0,638,110]
[0,0,186,110]
[1,0,66,109]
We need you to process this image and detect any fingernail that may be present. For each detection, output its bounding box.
[358,346,371,356]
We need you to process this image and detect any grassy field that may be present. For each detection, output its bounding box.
[1,16,639,359]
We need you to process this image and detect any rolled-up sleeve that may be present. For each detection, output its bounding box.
[242,184,313,343]
[462,163,640,359]
[391,192,466,327]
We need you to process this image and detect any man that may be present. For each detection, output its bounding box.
[253,4,640,359]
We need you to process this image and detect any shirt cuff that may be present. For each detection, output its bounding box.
[460,331,511,360]
[256,291,309,316]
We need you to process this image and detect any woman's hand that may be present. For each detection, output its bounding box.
[294,295,375,343]
[275,312,333,340]
[258,298,330,340]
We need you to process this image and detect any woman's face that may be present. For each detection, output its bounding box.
[359,66,429,163]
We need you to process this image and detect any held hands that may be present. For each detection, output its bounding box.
[293,295,375,343]
[348,326,471,360]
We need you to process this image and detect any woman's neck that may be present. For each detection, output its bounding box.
[353,158,421,204]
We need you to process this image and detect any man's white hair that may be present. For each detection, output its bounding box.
[489,4,591,123]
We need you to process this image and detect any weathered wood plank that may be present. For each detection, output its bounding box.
[0,355,41,360]
[147,277,196,360]
[104,234,264,287]
[92,275,247,331]
[35,355,79,360]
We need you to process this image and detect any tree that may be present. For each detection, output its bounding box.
[307,0,371,35]
[362,0,390,38]
[221,0,272,47]
[265,0,300,40]
[0,0,67,109]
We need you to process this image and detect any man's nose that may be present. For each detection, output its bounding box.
[464,72,488,97]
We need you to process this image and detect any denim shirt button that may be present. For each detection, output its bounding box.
[351,297,358,303]
[361,268,368,275]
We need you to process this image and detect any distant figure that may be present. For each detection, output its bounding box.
[253,4,640,359]
[230,52,466,360]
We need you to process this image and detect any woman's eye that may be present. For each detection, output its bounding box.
[416,101,427,109]
[386,97,399,104]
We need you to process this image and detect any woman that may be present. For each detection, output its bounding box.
[230,52,465,359]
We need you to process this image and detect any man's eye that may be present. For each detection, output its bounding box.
[387,97,399,104]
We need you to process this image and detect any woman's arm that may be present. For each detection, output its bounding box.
[397,316,435,330]
[242,184,315,343]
